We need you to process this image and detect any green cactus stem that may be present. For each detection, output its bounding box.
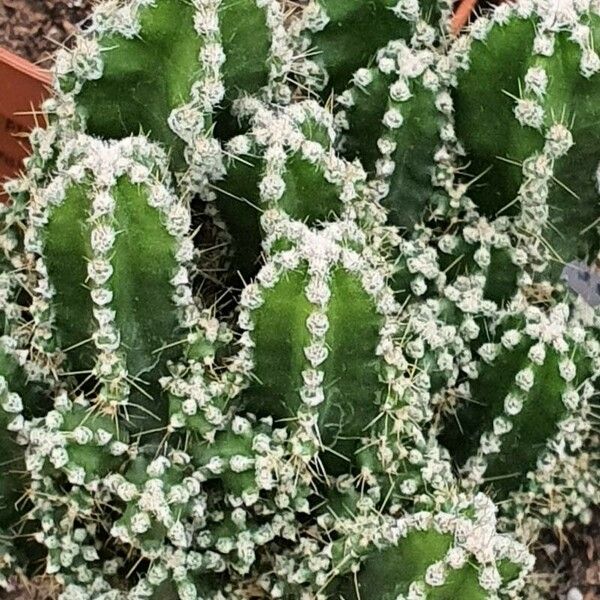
[291,0,452,96]
[25,317,237,598]
[436,215,523,306]
[25,134,199,427]
[439,301,599,504]
[236,219,453,504]
[337,39,456,231]
[451,1,600,276]
[212,100,371,278]
[51,0,290,183]
[271,492,533,598]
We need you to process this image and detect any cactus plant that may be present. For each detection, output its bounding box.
[3,0,600,598]
[335,40,449,230]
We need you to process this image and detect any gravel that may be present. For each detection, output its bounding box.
[0,0,94,64]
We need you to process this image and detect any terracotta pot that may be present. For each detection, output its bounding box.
[0,46,51,185]
[452,0,478,34]
[451,0,509,34]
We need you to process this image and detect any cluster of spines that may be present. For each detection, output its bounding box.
[8,146,326,596]
[216,93,535,591]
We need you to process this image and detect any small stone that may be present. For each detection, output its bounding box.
[566,588,583,600]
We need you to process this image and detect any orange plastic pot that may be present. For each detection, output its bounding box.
[0,47,51,186]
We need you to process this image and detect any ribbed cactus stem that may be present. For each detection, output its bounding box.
[50,0,291,192]
[272,492,533,598]
[23,135,199,428]
[291,0,453,96]
[436,215,524,306]
[440,301,599,508]
[213,100,376,277]
[451,0,600,278]
[337,39,457,230]
[236,219,454,503]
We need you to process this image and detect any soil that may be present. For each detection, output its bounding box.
[0,578,59,600]
[535,514,600,600]
[0,0,95,64]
